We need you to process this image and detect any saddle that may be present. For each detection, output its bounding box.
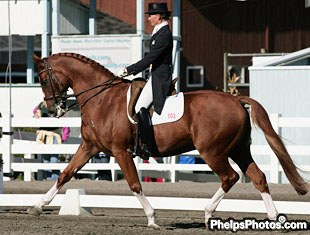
[127,78,178,122]
[127,78,179,159]
[126,78,182,159]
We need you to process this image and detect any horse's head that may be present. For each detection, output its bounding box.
[33,53,69,118]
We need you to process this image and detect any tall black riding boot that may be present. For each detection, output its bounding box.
[132,107,153,160]
[131,120,140,157]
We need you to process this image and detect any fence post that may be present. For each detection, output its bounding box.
[0,158,3,194]
[110,157,116,182]
[269,113,281,183]
[170,155,177,183]
[134,157,142,182]
[24,154,34,159]
[2,113,13,175]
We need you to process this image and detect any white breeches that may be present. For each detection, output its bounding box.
[135,77,153,113]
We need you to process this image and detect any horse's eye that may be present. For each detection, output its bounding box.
[40,78,48,87]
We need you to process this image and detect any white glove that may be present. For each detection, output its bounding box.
[117,67,128,78]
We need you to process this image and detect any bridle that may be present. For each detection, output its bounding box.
[38,58,123,117]
[38,59,69,117]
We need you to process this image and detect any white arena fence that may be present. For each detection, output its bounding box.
[0,190,309,215]
[0,114,310,183]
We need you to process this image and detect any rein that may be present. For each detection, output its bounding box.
[70,76,122,110]
[38,58,123,116]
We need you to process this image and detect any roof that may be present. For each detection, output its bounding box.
[96,11,135,34]
[252,47,310,67]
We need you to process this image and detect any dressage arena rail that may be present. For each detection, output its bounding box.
[0,115,310,183]
[0,191,309,215]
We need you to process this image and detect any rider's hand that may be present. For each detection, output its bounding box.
[117,67,128,78]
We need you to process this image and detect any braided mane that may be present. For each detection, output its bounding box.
[51,52,116,77]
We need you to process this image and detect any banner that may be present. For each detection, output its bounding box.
[52,35,143,75]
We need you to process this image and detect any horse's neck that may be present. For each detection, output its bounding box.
[70,67,108,92]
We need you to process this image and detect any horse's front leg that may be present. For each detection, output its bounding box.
[114,149,159,229]
[28,141,98,215]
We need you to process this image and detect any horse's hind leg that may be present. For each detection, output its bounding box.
[114,149,159,229]
[201,155,240,225]
[28,141,98,216]
[232,146,278,220]
[246,162,278,220]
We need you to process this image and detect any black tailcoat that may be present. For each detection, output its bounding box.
[126,25,173,115]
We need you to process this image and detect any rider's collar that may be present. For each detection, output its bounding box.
[152,21,168,36]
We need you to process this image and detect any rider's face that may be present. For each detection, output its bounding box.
[148,14,161,27]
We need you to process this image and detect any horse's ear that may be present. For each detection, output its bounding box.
[33,53,43,64]
[33,53,45,71]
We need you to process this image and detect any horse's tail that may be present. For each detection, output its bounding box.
[239,96,308,195]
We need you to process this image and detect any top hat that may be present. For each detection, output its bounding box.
[145,2,171,15]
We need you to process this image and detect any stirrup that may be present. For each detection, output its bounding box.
[127,145,151,160]
[140,144,151,160]
[127,147,135,155]
[127,146,140,157]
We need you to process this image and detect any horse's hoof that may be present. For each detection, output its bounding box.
[268,214,277,221]
[205,214,212,227]
[27,206,42,216]
[148,223,160,230]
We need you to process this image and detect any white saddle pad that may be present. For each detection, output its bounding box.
[126,86,184,126]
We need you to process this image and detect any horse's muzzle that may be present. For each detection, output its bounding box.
[54,104,67,118]
[47,106,61,118]
[47,102,67,118]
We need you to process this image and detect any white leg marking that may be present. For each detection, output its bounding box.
[36,182,59,208]
[28,182,59,216]
[205,187,226,225]
[261,192,278,220]
[133,191,160,229]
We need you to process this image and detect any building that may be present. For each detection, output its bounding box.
[81,0,310,95]
[2,0,309,94]
[0,0,136,84]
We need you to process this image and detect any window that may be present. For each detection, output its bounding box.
[186,66,204,88]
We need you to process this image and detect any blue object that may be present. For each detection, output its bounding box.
[178,155,195,164]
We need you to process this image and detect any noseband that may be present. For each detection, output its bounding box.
[38,58,123,117]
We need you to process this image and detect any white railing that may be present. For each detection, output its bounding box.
[1,192,309,215]
[1,115,310,183]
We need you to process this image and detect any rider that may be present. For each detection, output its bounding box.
[118,2,173,160]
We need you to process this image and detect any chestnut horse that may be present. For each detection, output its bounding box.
[30,53,308,229]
